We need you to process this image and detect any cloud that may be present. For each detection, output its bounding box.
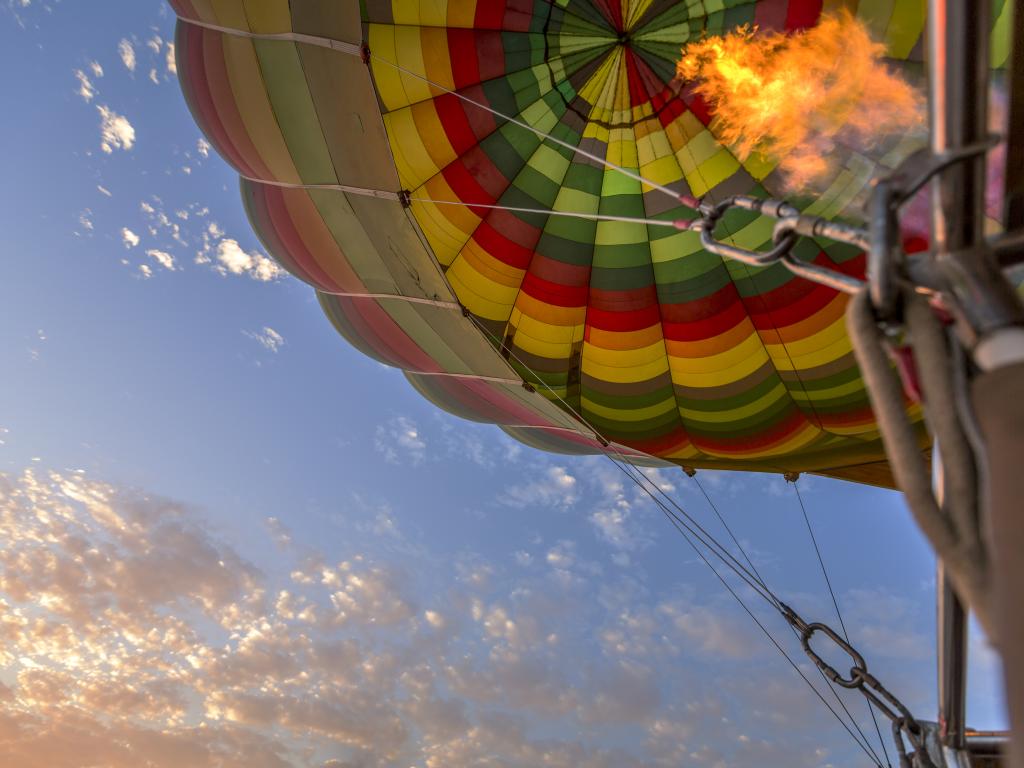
[146,249,176,272]
[214,239,285,282]
[498,464,578,509]
[374,416,426,465]
[197,138,210,158]
[120,228,139,248]
[73,69,96,102]
[0,467,885,768]
[244,327,285,353]
[118,38,135,72]
[166,42,176,75]
[97,105,135,153]
[77,209,93,232]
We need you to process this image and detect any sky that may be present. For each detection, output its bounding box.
[0,2,1009,767]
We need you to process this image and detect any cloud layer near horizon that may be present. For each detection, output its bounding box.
[0,466,882,768]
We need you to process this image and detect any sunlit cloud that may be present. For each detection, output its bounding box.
[120,227,139,248]
[118,38,136,72]
[97,105,135,153]
[145,248,176,272]
[73,68,96,102]
[213,239,285,282]
[0,466,920,767]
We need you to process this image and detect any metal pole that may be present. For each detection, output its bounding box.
[929,0,1023,345]
[927,1,984,761]
[930,3,1024,767]
[937,563,968,749]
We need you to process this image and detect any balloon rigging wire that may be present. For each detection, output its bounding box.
[676,136,891,768]
[607,455,888,768]
[367,53,701,210]
[462,311,885,766]
[792,481,894,767]
[175,16,701,209]
[406,196,693,229]
[691,473,890,767]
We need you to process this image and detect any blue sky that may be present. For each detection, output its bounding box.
[0,2,1008,767]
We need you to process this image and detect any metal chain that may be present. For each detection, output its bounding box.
[692,194,869,294]
[778,603,938,768]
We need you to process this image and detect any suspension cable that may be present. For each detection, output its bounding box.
[461,312,888,765]
[685,473,889,767]
[786,479,892,765]
[691,474,766,584]
[605,455,887,768]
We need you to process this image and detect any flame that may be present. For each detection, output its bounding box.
[678,12,925,191]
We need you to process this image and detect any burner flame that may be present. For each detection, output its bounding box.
[678,12,925,192]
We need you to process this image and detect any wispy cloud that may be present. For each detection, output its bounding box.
[374,416,427,465]
[73,68,96,102]
[498,464,578,509]
[120,227,139,248]
[117,38,135,72]
[243,326,285,353]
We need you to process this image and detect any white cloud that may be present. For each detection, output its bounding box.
[243,326,285,353]
[120,228,139,248]
[375,416,427,465]
[146,35,162,55]
[138,263,152,279]
[214,239,284,282]
[88,60,103,78]
[0,466,893,768]
[97,105,135,153]
[77,209,94,232]
[148,68,158,84]
[145,249,176,272]
[499,464,578,509]
[73,69,95,102]
[166,42,176,75]
[96,185,111,197]
[118,38,135,72]
[197,137,211,158]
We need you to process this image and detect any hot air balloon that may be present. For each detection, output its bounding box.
[169,2,1024,763]
[167,0,953,488]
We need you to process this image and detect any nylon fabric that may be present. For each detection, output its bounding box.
[172,0,955,485]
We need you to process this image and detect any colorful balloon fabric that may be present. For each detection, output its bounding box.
[170,0,965,487]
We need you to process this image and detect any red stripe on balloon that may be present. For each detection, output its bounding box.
[785,0,823,31]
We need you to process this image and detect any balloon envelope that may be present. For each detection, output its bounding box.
[170,0,957,486]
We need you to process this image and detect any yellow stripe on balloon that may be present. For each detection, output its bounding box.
[241,0,291,32]
[513,294,587,328]
[763,314,850,370]
[582,340,670,383]
[587,323,665,351]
